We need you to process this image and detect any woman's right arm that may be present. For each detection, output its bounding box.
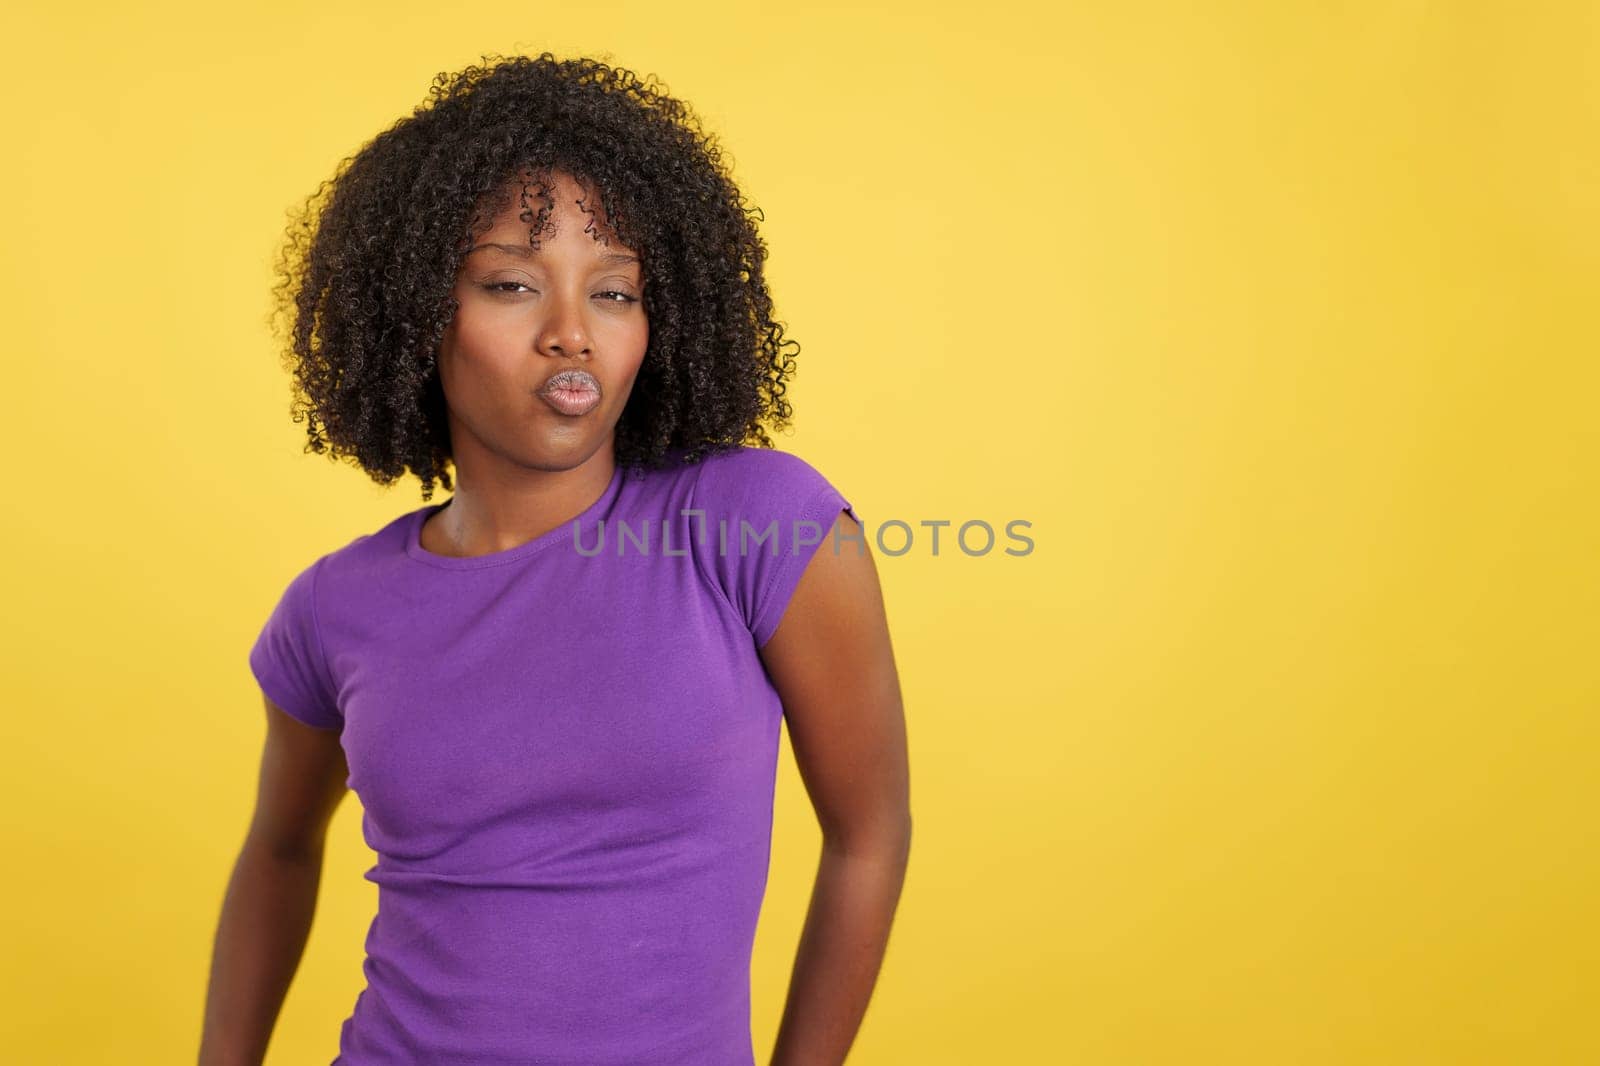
[198,696,350,1066]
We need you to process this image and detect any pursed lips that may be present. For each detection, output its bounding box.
[535,368,602,415]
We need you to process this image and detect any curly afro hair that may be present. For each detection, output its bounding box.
[268,52,802,501]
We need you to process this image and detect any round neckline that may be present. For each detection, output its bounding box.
[405,463,626,570]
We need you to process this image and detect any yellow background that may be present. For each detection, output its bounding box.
[3,2,1595,1062]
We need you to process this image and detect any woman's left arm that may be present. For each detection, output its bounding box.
[758,509,912,1066]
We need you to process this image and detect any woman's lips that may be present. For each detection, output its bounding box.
[536,369,601,416]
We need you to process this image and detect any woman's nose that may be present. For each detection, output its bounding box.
[538,291,592,357]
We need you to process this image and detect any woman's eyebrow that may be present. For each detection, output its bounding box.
[469,241,638,266]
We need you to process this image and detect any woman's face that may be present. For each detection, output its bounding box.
[437,169,648,472]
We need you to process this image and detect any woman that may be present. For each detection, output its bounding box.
[199,53,911,1066]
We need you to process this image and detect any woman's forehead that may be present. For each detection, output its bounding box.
[472,171,630,249]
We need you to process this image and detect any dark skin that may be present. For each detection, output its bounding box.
[199,697,349,1066]
[760,512,911,1066]
[421,167,652,553]
[200,170,910,1066]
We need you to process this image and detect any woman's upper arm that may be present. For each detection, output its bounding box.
[757,510,911,850]
[246,694,350,860]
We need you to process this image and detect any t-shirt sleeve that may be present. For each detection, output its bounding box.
[691,448,862,648]
[248,554,344,731]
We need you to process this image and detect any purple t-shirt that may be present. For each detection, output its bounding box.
[248,445,857,1065]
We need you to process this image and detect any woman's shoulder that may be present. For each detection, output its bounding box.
[679,444,859,647]
[686,444,844,511]
[273,507,418,598]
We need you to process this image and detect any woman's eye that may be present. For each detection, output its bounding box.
[481,282,636,304]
